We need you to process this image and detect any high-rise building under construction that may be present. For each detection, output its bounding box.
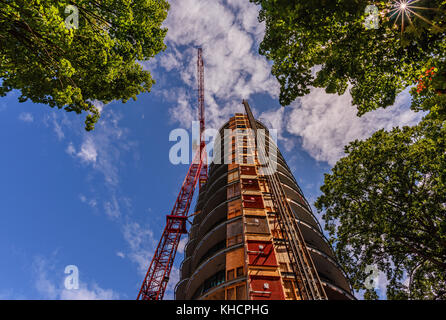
[175,102,354,300]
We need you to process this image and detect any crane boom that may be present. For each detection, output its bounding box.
[137,48,207,300]
[197,48,207,189]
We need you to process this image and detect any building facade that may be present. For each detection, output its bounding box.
[175,114,354,300]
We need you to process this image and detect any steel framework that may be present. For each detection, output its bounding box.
[137,48,207,300]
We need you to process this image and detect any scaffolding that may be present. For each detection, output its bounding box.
[242,100,327,300]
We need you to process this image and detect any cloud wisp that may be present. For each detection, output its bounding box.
[285,88,422,166]
[18,112,34,123]
[33,256,119,300]
[145,0,278,132]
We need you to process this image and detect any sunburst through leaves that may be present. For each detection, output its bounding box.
[389,0,440,33]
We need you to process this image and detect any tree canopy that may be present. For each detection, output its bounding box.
[252,0,446,117]
[0,0,169,130]
[315,117,446,299]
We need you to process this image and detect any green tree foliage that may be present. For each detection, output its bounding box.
[251,0,446,117]
[0,0,169,130]
[315,118,446,299]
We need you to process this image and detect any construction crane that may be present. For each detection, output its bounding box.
[137,48,208,300]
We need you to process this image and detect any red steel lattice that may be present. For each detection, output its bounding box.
[137,48,207,300]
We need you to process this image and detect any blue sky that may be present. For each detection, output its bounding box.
[0,0,422,300]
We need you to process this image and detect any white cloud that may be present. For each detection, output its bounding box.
[258,106,296,152]
[159,50,182,72]
[92,100,106,113]
[34,256,58,299]
[79,194,98,208]
[47,111,141,284]
[119,220,181,299]
[18,112,34,123]
[0,289,26,300]
[52,117,65,140]
[168,88,195,129]
[164,265,180,299]
[154,0,423,167]
[42,112,72,141]
[61,108,129,190]
[43,106,148,297]
[76,137,98,164]
[177,236,188,255]
[226,0,266,43]
[88,199,97,207]
[76,111,130,188]
[259,107,286,137]
[60,284,119,300]
[376,269,389,295]
[150,0,278,132]
[122,222,157,275]
[66,111,136,220]
[66,142,76,155]
[285,88,422,165]
[104,195,121,219]
[33,256,119,300]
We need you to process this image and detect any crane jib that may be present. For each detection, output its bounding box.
[137,48,207,300]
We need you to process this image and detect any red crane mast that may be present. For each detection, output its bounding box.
[137,48,207,300]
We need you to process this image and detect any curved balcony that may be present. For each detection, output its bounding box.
[297,219,334,260]
[185,243,243,299]
[195,165,227,210]
[282,183,310,210]
[208,163,227,181]
[175,277,189,300]
[197,209,227,242]
[192,187,226,228]
[187,197,239,260]
[187,224,198,242]
[191,219,227,270]
[198,276,247,300]
[306,245,351,293]
[289,199,321,231]
[204,173,228,202]
[276,164,297,185]
[274,160,308,198]
[180,256,192,280]
[195,187,208,212]
[278,171,314,211]
[197,199,230,240]
[321,279,356,300]
[194,184,228,226]
[185,237,197,258]
[186,186,233,258]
